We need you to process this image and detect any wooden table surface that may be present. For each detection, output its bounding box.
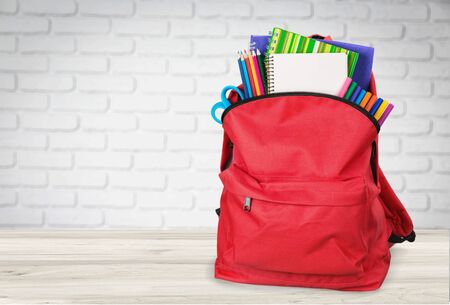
[0,230,447,304]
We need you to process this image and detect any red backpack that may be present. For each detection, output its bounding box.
[214,75,415,291]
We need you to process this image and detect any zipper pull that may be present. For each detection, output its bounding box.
[243,197,252,212]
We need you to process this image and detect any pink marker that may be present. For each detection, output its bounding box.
[378,103,394,126]
[337,77,352,98]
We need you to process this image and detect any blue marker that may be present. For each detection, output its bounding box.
[370,98,384,115]
[355,89,367,105]
[350,86,362,103]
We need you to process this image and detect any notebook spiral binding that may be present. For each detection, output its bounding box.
[266,54,275,94]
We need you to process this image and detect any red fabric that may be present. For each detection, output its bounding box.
[215,84,414,290]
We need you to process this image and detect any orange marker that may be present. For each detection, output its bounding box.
[365,94,378,112]
[360,92,372,108]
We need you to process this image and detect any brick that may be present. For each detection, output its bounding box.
[50,133,105,150]
[171,20,227,38]
[139,0,193,17]
[105,210,162,228]
[381,118,431,135]
[435,41,450,60]
[50,56,108,72]
[287,21,346,39]
[78,190,134,208]
[139,114,196,131]
[0,17,49,34]
[137,38,191,56]
[50,171,107,188]
[398,193,429,211]
[19,189,75,207]
[21,113,78,131]
[78,75,135,93]
[372,4,428,21]
[192,153,219,171]
[170,58,227,75]
[429,193,450,212]
[109,133,165,151]
[0,0,17,14]
[18,151,72,169]
[112,20,168,36]
[0,73,15,90]
[254,1,311,18]
[168,134,221,151]
[20,36,75,53]
[0,36,16,52]
[348,23,403,40]
[198,114,222,133]
[408,99,450,117]
[406,174,450,191]
[409,211,450,228]
[195,190,221,210]
[197,76,236,94]
[194,38,248,56]
[51,93,108,112]
[171,95,211,113]
[375,79,431,97]
[134,152,191,170]
[372,61,407,78]
[137,191,193,210]
[315,3,369,19]
[164,211,217,227]
[0,190,16,206]
[110,172,166,190]
[110,94,168,113]
[78,36,134,54]
[409,62,450,79]
[20,74,74,92]
[0,55,47,72]
[47,208,103,227]
[432,156,450,173]
[0,113,17,130]
[81,114,137,131]
[405,24,450,40]
[76,152,131,169]
[372,42,431,60]
[53,18,110,34]
[430,2,450,21]
[0,170,47,187]
[139,76,194,94]
[169,172,221,190]
[435,80,450,97]
[229,21,286,38]
[110,57,166,74]
[379,155,430,173]
[0,208,43,226]
[196,1,251,18]
[21,0,76,15]
[434,119,450,136]
[0,132,47,149]
[378,136,400,155]
[79,0,134,16]
[404,137,450,154]
[383,174,404,192]
[0,151,15,167]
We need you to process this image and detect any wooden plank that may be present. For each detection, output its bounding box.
[0,230,447,304]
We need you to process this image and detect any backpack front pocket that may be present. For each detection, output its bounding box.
[220,165,369,276]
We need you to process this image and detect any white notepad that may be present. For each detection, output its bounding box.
[266,53,348,95]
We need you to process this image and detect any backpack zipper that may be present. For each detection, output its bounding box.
[243,197,252,212]
[221,92,380,133]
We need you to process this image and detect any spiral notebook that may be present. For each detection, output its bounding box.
[266,53,348,95]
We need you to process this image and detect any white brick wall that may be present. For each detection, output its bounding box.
[0,0,449,229]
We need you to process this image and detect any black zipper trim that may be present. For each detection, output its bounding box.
[221,92,380,133]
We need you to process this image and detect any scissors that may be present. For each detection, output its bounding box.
[211,85,245,124]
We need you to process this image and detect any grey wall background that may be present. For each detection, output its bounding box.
[0,0,449,228]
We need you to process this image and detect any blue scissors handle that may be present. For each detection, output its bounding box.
[211,85,245,124]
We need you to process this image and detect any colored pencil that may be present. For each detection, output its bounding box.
[251,51,265,95]
[378,103,394,126]
[256,49,267,93]
[239,52,252,98]
[237,53,247,99]
[243,50,256,97]
[247,50,261,96]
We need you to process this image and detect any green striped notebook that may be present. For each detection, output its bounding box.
[267,27,359,78]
